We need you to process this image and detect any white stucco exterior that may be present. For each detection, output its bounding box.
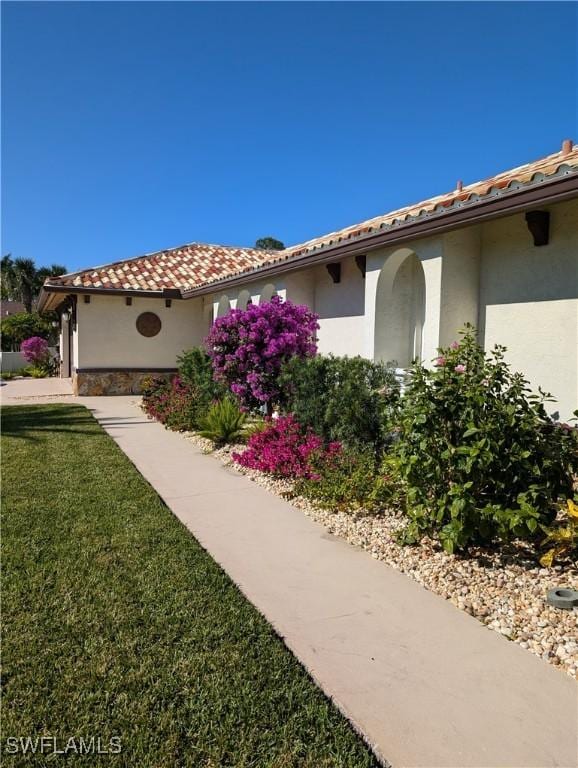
[73,295,205,369]
[61,198,578,418]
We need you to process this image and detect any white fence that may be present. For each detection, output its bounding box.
[0,348,58,372]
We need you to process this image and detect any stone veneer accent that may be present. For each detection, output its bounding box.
[73,369,176,396]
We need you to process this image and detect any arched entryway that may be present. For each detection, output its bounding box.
[236,290,252,310]
[374,248,425,367]
[259,284,277,304]
[216,295,231,318]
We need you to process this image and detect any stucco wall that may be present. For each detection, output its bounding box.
[75,295,204,369]
[479,198,578,419]
[314,258,365,357]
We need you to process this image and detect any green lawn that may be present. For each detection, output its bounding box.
[1,405,378,767]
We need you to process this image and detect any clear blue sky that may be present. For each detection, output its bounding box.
[2,2,576,273]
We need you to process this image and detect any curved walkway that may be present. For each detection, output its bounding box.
[3,381,577,767]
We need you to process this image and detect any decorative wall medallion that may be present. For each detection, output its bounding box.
[136,312,161,337]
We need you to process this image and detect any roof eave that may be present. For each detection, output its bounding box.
[181,171,578,298]
[37,284,182,313]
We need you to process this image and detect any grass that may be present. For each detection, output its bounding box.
[1,405,379,767]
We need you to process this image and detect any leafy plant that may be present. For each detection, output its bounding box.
[198,398,247,446]
[1,312,55,351]
[396,325,578,553]
[28,365,49,378]
[206,296,319,413]
[177,347,226,424]
[539,499,578,567]
[0,371,16,380]
[232,415,339,479]
[297,450,402,514]
[279,355,400,454]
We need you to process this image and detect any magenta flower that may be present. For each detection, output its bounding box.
[434,356,446,367]
[21,336,49,364]
[232,415,338,479]
[454,364,466,374]
[206,296,319,409]
[450,341,460,350]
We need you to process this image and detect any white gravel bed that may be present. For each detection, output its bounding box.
[184,432,578,679]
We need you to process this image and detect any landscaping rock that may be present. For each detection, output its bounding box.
[184,431,578,680]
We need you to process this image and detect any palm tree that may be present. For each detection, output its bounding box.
[35,264,67,293]
[1,254,14,300]
[1,257,67,311]
[10,258,38,312]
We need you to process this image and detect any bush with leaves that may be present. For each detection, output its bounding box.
[206,296,319,412]
[141,375,199,431]
[396,325,578,553]
[1,312,55,351]
[297,449,402,514]
[177,347,226,425]
[198,398,247,446]
[279,355,400,454]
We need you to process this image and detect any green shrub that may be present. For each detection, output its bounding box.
[0,312,56,351]
[279,355,400,454]
[0,370,16,380]
[297,450,402,514]
[396,326,578,553]
[198,398,247,446]
[177,347,226,426]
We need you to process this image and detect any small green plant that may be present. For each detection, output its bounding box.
[396,325,578,553]
[297,450,402,514]
[198,398,247,446]
[539,499,578,567]
[28,365,49,378]
[0,371,16,380]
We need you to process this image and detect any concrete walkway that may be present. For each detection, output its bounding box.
[3,384,577,767]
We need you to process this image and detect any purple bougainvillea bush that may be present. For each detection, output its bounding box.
[232,414,341,479]
[21,336,49,364]
[206,296,319,411]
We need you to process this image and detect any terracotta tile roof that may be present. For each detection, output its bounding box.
[47,243,281,292]
[285,144,578,258]
[44,142,578,297]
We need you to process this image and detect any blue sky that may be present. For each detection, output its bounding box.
[2,2,576,273]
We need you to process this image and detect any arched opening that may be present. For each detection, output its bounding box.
[236,290,252,311]
[375,249,425,367]
[259,283,277,304]
[216,295,231,318]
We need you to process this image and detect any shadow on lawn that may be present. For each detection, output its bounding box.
[1,405,101,441]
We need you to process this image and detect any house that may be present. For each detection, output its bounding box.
[38,140,578,419]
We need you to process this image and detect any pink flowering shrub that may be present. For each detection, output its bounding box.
[232,415,340,479]
[21,336,49,364]
[396,325,578,553]
[206,296,319,411]
[141,375,201,431]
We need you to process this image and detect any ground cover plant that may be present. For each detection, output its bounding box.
[396,326,578,553]
[1,405,378,768]
[297,450,403,514]
[206,296,319,413]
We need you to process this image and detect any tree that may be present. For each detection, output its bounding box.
[206,296,319,413]
[255,237,285,251]
[0,255,67,311]
[0,312,55,351]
